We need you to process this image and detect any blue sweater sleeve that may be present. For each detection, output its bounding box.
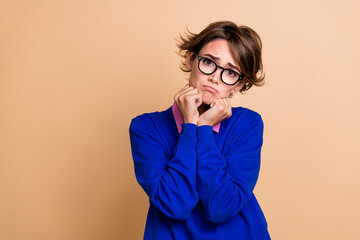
[196,114,264,223]
[129,116,199,220]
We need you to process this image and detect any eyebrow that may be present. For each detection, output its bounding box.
[203,53,241,73]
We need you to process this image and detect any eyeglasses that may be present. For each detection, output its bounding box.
[197,55,244,86]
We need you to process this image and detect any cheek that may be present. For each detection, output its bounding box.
[217,86,234,98]
[188,70,202,87]
[188,73,196,87]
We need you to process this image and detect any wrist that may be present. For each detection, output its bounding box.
[197,120,215,127]
[184,117,198,125]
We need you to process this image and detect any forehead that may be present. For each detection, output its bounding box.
[198,39,238,67]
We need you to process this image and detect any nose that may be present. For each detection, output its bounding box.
[209,67,222,84]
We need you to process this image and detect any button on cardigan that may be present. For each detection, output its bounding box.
[129,105,270,240]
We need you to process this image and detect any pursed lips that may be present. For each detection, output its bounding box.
[203,85,218,94]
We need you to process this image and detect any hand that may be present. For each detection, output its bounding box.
[198,98,232,126]
[174,85,203,124]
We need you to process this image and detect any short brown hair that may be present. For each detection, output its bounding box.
[177,21,264,93]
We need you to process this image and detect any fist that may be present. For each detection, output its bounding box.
[174,85,203,124]
[198,98,232,126]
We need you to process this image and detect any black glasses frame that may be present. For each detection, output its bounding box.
[197,55,244,86]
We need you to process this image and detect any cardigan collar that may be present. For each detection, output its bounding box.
[172,102,220,133]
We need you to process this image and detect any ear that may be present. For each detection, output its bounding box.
[185,52,195,70]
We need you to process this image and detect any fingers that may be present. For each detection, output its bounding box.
[173,85,189,100]
[210,98,232,118]
[174,85,202,109]
[174,85,199,101]
[173,85,202,124]
[175,91,201,104]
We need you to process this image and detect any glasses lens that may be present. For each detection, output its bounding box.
[222,69,240,85]
[199,58,216,74]
[198,56,241,85]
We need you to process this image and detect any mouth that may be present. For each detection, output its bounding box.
[202,85,218,94]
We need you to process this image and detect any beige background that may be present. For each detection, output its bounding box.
[1,0,359,239]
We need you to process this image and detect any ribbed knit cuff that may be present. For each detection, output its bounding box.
[197,125,214,138]
[180,123,197,138]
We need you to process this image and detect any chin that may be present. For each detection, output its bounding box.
[201,95,215,105]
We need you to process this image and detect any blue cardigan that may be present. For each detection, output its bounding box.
[129,106,270,240]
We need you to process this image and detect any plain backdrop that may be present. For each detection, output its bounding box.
[1,0,359,239]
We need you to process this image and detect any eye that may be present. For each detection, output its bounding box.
[225,69,238,77]
[202,58,214,66]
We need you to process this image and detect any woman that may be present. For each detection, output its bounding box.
[129,21,270,240]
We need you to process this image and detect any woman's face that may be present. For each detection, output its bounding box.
[186,39,245,105]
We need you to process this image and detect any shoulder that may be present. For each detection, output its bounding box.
[222,106,264,140]
[129,106,172,133]
[224,107,264,146]
[130,111,156,129]
[231,107,263,126]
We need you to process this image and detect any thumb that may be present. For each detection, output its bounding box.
[195,95,202,107]
[210,99,217,108]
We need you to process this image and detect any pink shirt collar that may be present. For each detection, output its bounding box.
[172,102,221,133]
